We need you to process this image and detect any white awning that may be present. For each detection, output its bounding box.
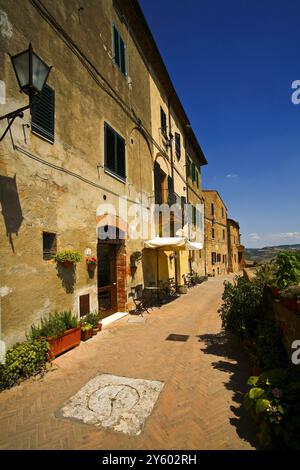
[144,237,203,251]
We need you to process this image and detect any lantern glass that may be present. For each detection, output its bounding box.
[10,44,51,96]
[32,52,50,93]
[11,49,30,90]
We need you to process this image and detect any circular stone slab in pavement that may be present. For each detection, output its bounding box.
[59,374,164,436]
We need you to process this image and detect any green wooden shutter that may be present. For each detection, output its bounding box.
[175,132,181,157]
[167,175,174,204]
[186,157,191,177]
[160,107,167,135]
[105,123,116,173]
[116,134,126,179]
[154,161,162,204]
[120,37,126,75]
[113,25,120,67]
[31,84,55,143]
[192,162,196,182]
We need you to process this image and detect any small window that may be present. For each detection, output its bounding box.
[79,294,90,317]
[113,24,126,75]
[160,107,167,136]
[186,156,191,177]
[195,168,199,188]
[212,252,216,265]
[43,232,57,260]
[104,122,126,180]
[223,229,225,240]
[222,207,224,218]
[191,162,196,182]
[32,84,55,143]
[175,132,181,158]
[217,253,221,263]
[211,203,215,216]
[192,205,197,226]
[212,227,215,239]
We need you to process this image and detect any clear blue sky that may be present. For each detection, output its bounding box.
[140,0,300,248]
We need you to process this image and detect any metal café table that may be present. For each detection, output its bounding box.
[144,286,165,305]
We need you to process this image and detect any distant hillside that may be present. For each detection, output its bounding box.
[245,244,300,263]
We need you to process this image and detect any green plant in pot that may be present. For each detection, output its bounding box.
[130,251,142,268]
[80,323,93,341]
[27,311,81,359]
[84,312,101,333]
[55,250,82,268]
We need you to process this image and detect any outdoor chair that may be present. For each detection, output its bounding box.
[130,284,150,316]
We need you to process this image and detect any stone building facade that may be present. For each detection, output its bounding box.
[203,190,228,276]
[227,218,245,272]
[0,0,207,347]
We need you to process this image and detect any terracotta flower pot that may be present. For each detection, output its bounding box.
[92,327,98,336]
[47,326,81,359]
[61,260,74,269]
[271,287,280,299]
[81,329,92,341]
[87,263,97,271]
[98,323,103,331]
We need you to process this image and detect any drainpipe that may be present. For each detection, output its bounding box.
[167,98,178,287]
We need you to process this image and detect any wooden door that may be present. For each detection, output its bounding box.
[97,243,117,316]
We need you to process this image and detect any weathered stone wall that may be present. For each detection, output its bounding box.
[203,190,228,276]
[266,294,300,360]
[0,0,153,346]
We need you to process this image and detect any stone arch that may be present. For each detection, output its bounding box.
[154,152,171,177]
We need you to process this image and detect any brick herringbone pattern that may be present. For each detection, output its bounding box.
[0,276,257,449]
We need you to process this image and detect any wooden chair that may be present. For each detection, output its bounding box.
[130,284,150,316]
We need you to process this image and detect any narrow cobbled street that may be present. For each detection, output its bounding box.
[0,276,257,450]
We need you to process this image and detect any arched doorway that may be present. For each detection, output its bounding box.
[96,215,127,316]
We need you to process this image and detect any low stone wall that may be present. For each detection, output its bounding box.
[266,292,300,357]
[243,268,257,281]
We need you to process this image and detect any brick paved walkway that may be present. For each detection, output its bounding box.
[0,276,257,449]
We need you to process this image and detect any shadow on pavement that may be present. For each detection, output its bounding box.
[197,331,259,449]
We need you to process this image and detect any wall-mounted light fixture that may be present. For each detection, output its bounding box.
[0,43,52,141]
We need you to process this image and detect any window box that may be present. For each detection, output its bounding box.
[47,326,81,359]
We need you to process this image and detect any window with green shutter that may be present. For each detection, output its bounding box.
[192,162,196,182]
[186,156,191,177]
[113,24,126,76]
[175,132,181,158]
[31,84,55,143]
[160,107,167,136]
[195,168,199,187]
[104,122,126,180]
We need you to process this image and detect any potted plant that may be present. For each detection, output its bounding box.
[130,251,142,268]
[55,250,82,268]
[84,312,101,335]
[86,257,97,271]
[27,311,81,359]
[177,284,187,294]
[80,323,93,341]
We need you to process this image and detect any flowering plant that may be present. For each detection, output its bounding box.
[55,250,82,264]
[244,367,300,449]
[86,257,97,266]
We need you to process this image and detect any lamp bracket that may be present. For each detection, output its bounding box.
[0,104,30,142]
